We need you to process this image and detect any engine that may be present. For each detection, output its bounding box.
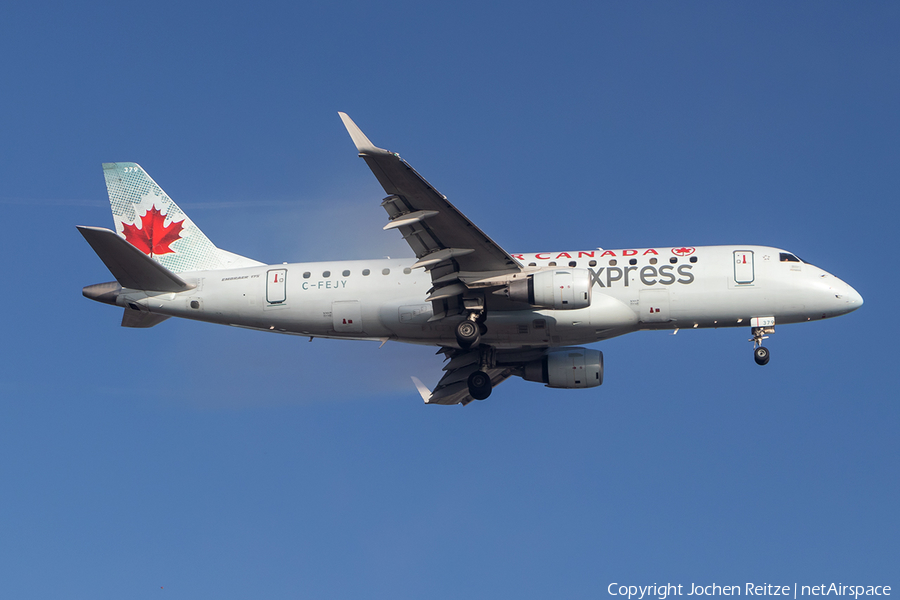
[507,269,591,310]
[522,347,603,389]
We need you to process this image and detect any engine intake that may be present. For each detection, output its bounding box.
[522,347,603,389]
[507,269,591,310]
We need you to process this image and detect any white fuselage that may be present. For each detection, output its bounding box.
[113,245,863,350]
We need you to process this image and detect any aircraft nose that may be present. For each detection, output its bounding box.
[829,278,863,315]
[808,271,863,318]
[844,283,863,311]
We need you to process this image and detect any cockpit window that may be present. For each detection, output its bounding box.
[780,253,802,263]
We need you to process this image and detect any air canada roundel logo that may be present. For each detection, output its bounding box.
[671,246,695,256]
[122,205,184,256]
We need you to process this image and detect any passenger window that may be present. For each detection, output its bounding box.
[629,258,637,265]
[649,258,657,265]
[548,261,557,266]
[689,256,697,263]
[528,262,537,267]
[362,269,370,276]
[588,260,597,267]
[303,272,311,279]
[568,261,577,267]
[609,259,617,266]
[342,269,350,276]
[323,271,331,277]
[382,268,390,275]
[403,267,412,274]
[670,257,678,264]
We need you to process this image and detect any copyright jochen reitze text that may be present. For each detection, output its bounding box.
[608,584,891,600]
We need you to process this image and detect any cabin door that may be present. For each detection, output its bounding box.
[733,251,755,284]
[266,269,287,304]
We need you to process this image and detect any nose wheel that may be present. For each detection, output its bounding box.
[749,326,773,366]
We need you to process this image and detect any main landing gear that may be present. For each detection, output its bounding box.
[455,311,487,350]
[750,326,773,366]
[467,370,492,400]
[461,339,494,401]
[456,306,492,399]
[456,319,480,349]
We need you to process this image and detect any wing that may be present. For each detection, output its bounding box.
[339,113,522,319]
[412,348,514,406]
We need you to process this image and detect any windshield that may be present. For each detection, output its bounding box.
[779,252,805,263]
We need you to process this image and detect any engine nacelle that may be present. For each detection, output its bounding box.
[522,347,603,389]
[507,269,591,310]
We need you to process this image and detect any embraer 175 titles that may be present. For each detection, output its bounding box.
[79,114,863,405]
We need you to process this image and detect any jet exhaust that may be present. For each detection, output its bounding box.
[82,281,121,305]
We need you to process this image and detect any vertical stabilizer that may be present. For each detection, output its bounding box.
[103,162,260,273]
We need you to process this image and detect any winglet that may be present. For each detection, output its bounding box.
[410,376,432,404]
[338,112,387,154]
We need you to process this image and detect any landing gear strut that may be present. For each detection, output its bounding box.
[750,326,772,366]
[467,370,492,400]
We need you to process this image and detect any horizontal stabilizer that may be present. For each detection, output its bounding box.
[77,226,194,292]
[122,308,170,328]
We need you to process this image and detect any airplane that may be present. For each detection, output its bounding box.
[78,113,864,405]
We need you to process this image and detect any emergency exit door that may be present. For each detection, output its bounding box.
[733,251,754,284]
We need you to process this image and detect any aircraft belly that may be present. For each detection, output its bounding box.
[379,299,454,344]
[666,274,786,327]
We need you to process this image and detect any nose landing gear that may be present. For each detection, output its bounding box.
[754,345,770,366]
[749,325,773,365]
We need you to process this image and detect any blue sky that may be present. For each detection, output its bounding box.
[1,1,897,598]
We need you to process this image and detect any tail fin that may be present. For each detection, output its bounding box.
[102,162,261,273]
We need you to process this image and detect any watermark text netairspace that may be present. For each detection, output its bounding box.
[608,584,891,600]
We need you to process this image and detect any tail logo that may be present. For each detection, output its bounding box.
[122,205,184,256]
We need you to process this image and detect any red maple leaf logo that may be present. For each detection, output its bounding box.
[672,246,696,256]
[122,206,184,256]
